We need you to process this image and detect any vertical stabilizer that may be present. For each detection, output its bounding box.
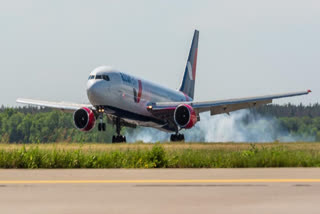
[179,30,199,99]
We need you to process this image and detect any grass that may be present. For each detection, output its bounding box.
[0,142,320,168]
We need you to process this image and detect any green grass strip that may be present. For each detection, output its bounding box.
[0,143,320,168]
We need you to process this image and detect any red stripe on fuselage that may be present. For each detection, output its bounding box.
[192,48,198,80]
[137,80,142,103]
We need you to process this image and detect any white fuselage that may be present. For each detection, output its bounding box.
[86,66,191,130]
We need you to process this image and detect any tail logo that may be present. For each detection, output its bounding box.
[187,61,193,81]
[133,80,143,103]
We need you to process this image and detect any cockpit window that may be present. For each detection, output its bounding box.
[103,75,110,81]
[89,74,110,81]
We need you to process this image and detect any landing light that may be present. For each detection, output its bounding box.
[147,105,153,110]
[98,108,105,113]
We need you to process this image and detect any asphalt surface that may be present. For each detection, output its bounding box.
[0,169,320,214]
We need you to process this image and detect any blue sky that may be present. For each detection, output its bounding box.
[0,0,319,106]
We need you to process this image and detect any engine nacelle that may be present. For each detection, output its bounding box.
[73,107,96,131]
[174,104,197,129]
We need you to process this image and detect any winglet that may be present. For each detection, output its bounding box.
[307,89,312,93]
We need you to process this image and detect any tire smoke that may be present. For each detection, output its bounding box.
[126,110,315,143]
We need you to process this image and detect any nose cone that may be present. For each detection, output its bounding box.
[87,81,107,105]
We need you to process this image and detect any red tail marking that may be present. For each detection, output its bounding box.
[137,80,142,103]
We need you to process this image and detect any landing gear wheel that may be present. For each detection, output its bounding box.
[111,117,127,143]
[170,134,185,142]
[98,123,106,132]
[112,135,126,143]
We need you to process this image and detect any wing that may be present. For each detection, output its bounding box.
[148,90,311,117]
[16,98,93,112]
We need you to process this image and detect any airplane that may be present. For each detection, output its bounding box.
[17,30,311,143]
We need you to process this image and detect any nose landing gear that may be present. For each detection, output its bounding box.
[95,106,127,143]
[98,123,106,131]
[97,107,106,131]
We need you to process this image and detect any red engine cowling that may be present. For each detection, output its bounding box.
[73,107,96,131]
[174,104,197,129]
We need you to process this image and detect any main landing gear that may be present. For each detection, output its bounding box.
[170,133,185,142]
[112,117,126,143]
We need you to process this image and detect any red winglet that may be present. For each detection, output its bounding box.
[308,89,312,93]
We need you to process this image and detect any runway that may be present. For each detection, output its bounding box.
[0,169,320,214]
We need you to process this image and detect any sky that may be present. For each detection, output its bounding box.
[0,0,319,106]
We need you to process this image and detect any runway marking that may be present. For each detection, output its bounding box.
[0,179,320,184]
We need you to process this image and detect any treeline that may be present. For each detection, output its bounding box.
[0,106,51,114]
[252,103,320,141]
[0,108,115,143]
[278,117,320,141]
[0,104,320,143]
[255,103,320,117]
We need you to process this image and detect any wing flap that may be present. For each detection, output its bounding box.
[209,99,272,115]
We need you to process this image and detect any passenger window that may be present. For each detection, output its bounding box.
[96,75,102,79]
[103,75,110,81]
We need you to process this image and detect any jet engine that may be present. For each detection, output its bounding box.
[73,107,96,131]
[174,104,197,129]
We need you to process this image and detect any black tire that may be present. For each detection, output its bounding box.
[170,134,185,142]
[170,134,176,142]
[98,123,101,131]
[112,135,126,143]
[117,136,120,143]
[102,123,106,131]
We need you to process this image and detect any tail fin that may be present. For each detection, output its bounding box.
[179,30,199,99]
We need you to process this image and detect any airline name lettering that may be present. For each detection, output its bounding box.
[120,73,137,86]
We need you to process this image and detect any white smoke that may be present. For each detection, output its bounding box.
[125,110,315,143]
